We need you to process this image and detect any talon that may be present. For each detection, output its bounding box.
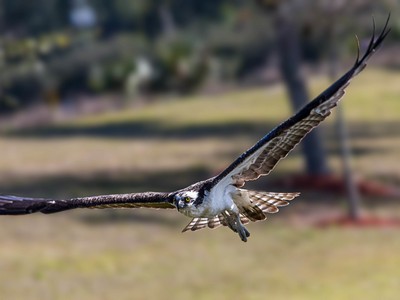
[238,226,250,242]
[244,227,250,237]
[239,230,248,242]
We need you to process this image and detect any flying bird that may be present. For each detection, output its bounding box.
[0,17,390,242]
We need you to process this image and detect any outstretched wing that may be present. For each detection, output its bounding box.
[0,192,175,215]
[210,16,390,189]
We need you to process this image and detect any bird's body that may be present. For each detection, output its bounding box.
[173,178,299,241]
[0,17,391,242]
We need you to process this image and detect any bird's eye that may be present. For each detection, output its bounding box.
[184,197,191,203]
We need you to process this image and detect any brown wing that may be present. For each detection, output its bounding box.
[0,192,174,215]
[210,16,390,189]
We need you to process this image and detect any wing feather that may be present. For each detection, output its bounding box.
[182,214,239,232]
[182,217,208,232]
[0,192,174,215]
[210,16,390,188]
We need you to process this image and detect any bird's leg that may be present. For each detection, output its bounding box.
[222,211,237,232]
[235,215,250,242]
[222,211,250,242]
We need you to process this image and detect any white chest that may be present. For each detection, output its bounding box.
[197,184,237,218]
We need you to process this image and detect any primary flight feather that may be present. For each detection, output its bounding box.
[0,16,390,242]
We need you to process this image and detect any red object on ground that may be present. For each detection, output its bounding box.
[277,174,400,228]
[315,215,400,228]
[277,174,400,197]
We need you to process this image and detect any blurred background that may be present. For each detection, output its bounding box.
[0,1,399,299]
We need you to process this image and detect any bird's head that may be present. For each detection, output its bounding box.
[174,191,198,213]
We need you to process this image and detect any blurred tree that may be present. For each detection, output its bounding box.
[255,0,395,219]
[2,0,68,35]
[158,1,177,38]
[317,0,393,220]
[255,0,396,176]
[0,0,397,114]
[257,0,330,175]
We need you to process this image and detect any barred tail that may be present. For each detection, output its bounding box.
[238,190,300,221]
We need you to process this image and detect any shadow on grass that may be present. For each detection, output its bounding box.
[4,119,269,139]
[3,117,400,145]
[0,167,211,198]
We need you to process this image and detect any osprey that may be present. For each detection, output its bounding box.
[0,18,390,242]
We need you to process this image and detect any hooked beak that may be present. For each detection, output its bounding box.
[174,196,184,210]
[177,200,185,210]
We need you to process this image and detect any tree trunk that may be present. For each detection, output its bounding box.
[274,12,330,175]
[158,4,177,38]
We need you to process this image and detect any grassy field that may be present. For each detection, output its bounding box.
[0,69,399,299]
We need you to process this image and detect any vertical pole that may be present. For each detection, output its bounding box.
[336,106,362,220]
[329,22,362,221]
